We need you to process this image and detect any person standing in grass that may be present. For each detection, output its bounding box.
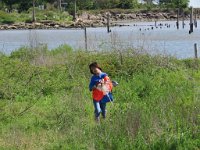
[89,62,113,122]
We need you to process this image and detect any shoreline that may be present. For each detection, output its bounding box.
[0,11,199,30]
[0,19,193,31]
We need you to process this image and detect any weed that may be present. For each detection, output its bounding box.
[0,46,199,149]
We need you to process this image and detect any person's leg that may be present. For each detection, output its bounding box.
[100,102,107,119]
[93,100,101,121]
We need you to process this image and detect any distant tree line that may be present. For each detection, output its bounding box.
[159,0,189,8]
[0,0,189,13]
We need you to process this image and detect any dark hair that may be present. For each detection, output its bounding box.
[89,62,102,74]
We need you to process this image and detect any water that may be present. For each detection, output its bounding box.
[0,20,199,59]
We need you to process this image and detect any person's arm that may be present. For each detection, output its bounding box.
[89,77,96,91]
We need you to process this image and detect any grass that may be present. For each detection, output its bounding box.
[0,45,199,149]
[0,9,73,25]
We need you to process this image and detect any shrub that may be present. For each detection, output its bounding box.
[50,44,73,55]
[0,11,15,24]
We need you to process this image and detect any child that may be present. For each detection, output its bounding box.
[89,62,113,122]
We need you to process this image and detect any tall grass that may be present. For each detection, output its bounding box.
[0,45,199,149]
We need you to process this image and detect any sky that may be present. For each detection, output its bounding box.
[138,0,200,8]
[189,0,200,8]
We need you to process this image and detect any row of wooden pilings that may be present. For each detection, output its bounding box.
[176,7,198,34]
[84,26,199,59]
[176,7,199,59]
[83,10,199,59]
[104,8,199,34]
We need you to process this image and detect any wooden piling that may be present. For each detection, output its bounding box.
[189,7,193,34]
[176,8,179,29]
[84,27,87,51]
[194,10,197,28]
[194,43,198,59]
[107,13,111,33]
[182,11,185,29]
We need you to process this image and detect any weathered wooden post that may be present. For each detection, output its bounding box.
[189,7,193,34]
[176,8,179,29]
[194,9,197,28]
[107,13,111,33]
[194,43,198,59]
[84,27,87,51]
[182,11,185,29]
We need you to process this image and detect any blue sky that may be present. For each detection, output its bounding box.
[189,0,200,8]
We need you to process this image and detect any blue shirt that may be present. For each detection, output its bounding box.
[89,72,113,103]
[89,72,107,91]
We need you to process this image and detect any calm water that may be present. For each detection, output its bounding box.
[0,20,199,59]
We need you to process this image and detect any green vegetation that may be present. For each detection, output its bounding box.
[0,0,189,12]
[0,10,15,24]
[0,0,191,25]
[0,9,72,24]
[0,45,199,149]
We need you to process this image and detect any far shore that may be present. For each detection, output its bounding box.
[0,10,199,30]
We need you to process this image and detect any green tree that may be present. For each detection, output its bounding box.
[160,0,189,8]
[32,0,36,22]
[117,0,134,9]
[77,0,94,9]
[2,0,19,12]
[17,1,32,12]
[19,0,50,12]
[93,0,138,9]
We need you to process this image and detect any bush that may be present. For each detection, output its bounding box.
[10,45,49,62]
[0,51,5,57]
[0,11,15,24]
[50,44,73,55]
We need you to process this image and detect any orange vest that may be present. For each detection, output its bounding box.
[92,76,113,101]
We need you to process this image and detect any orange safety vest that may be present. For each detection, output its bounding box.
[92,76,113,101]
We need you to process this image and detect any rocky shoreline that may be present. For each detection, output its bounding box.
[0,11,198,30]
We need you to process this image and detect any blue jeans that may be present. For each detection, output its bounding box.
[93,100,106,118]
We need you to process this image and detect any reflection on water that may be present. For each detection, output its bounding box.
[0,20,199,59]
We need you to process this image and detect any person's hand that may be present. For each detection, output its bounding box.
[97,79,104,84]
